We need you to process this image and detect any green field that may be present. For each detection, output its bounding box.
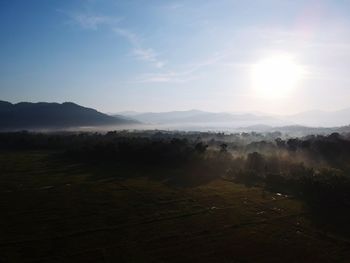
[1,151,350,262]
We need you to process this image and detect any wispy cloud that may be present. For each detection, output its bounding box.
[60,10,165,68]
[60,10,122,30]
[113,28,165,68]
[61,10,284,85]
[133,48,165,68]
[135,71,197,83]
[113,28,140,46]
[135,49,239,83]
[72,14,118,29]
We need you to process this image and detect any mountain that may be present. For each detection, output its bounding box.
[116,108,350,129]
[116,110,290,127]
[0,101,138,130]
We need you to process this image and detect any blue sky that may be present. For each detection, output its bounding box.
[1,0,350,114]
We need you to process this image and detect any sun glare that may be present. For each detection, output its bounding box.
[251,54,303,99]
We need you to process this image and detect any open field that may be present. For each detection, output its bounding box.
[1,150,350,262]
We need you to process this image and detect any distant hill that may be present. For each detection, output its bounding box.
[0,101,138,130]
[116,108,350,129]
[116,110,290,127]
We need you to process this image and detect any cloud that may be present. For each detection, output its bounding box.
[60,10,122,30]
[135,48,242,83]
[61,10,165,68]
[72,14,111,29]
[134,55,227,83]
[135,71,196,83]
[113,28,140,46]
[113,28,165,68]
[133,48,165,68]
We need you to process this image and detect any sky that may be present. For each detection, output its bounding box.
[1,0,350,114]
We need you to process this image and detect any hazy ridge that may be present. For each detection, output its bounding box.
[115,108,350,129]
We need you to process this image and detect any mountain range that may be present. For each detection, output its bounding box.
[1,100,350,132]
[0,101,137,130]
[114,110,289,127]
[116,108,350,128]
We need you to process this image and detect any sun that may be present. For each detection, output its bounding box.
[251,54,303,99]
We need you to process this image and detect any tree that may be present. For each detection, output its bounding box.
[195,142,208,154]
[220,143,228,153]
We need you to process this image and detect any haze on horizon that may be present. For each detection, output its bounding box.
[1,0,350,115]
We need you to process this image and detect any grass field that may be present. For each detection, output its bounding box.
[0,151,350,262]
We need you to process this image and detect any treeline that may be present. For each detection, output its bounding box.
[1,130,350,169]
